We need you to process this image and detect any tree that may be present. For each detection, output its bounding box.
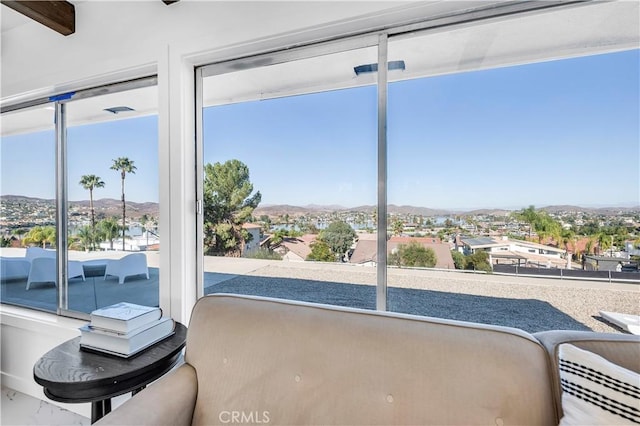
[111,157,136,251]
[318,220,356,261]
[203,159,261,256]
[306,240,335,262]
[584,237,596,255]
[465,251,492,272]
[597,232,612,256]
[23,226,56,248]
[79,174,105,250]
[515,205,539,239]
[534,213,561,244]
[99,217,120,250]
[76,226,96,251]
[392,218,404,236]
[269,228,302,247]
[389,241,437,268]
[14,228,26,244]
[451,250,466,269]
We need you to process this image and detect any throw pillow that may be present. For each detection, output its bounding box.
[558,343,640,425]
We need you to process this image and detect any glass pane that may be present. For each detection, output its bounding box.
[1,104,57,312]
[66,85,159,313]
[386,22,639,333]
[202,46,378,309]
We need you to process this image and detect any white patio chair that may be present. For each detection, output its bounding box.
[26,257,56,290]
[25,246,56,262]
[69,261,86,281]
[1,257,31,281]
[104,253,149,284]
[26,257,85,290]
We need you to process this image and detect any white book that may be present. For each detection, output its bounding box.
[80,317,175,358]
[90,302,162,333]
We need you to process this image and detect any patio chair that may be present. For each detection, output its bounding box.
[26,257,86,290]
[104,253,149,284]
[25,246,56,262]
[26,257,56,290]
[1,257,31,282]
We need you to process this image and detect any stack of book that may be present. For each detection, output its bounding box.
[79,302,175,358]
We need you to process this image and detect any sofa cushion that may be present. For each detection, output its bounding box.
[558,343,640,425]
[185,294,556,425]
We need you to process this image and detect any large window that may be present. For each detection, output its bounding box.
[0,80,159,316]
[385,27,640,332]
[196,2,639,334]
[200,44,379,309]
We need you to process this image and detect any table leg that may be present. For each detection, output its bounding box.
[91,399,112,424]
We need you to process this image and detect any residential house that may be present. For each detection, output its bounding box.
[350,234,454,269]
[458,236,568,268]
[275,234,316,262]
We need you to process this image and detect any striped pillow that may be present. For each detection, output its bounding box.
[558,343,640,425]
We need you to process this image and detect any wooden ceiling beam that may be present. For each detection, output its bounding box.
[1,1,75,36]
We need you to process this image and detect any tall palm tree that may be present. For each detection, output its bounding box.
[79,174,105,250]
[110,157,136,251]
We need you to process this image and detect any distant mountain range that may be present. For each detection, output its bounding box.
[3,195,638,218]
[1,195,159,218]
[253,203,640,217]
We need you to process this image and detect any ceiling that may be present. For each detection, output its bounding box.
[201,1,639,106]
[1,1,638,137]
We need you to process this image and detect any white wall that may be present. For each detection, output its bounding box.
[1,306,91,417]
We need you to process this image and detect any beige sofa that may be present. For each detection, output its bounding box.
[96,294,639,425]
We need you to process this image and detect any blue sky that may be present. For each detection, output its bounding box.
[205,49,639,210]
[2,49,639,210]
[1,116,158,203]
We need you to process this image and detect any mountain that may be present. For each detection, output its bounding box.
[1,195,159,219]
[540,205,640,215]
[3,195,637,218]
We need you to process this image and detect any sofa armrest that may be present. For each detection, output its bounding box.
[95,363,198,426]
[534,330,640,421]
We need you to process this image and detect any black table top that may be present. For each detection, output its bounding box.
[33,322,187,403]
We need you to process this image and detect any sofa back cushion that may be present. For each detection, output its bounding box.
[186,294,556,425]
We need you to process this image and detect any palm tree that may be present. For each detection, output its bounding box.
[76,226,95,252]
[79,174,105,250]
[110,157,136,251]
[23,226,56,249]
[515,205,539,240]
[99,217,121,250]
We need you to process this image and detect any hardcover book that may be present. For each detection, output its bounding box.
[90,302,162,333]
[80,317,175,358]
